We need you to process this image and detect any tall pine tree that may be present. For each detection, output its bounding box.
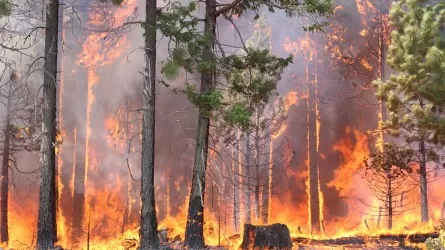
[373,0,445,223]
[159,0,332,248]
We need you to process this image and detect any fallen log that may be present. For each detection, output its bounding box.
[292,232,439,246]
[240,223,293,249]
[292,236,365,245]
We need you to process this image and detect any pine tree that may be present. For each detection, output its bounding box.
[37,0,59,248]
[373,0,445,223]
[139,0,160,247]
[159,0,332,248]
[364,143,415,229]
[0,0,10,17]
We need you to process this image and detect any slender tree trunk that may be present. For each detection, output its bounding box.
[440,200,445,219]
[0,83,11,244]
[184,0,216,247]
[37,0,59,248]
[386,169,392,230]
[244,133,252,224]
[123,98,131,236]
[261,135,271,224]
[308,49,320,233]
[72,136,85,244]
[254,111,260,220]
[233,140,240,232]
[139,0,160,247]
[419,139,428,223]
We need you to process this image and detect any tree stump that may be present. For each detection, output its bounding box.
[240,223,293,249]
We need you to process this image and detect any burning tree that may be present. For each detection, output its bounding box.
[364,143,416,230]
[0,71,41,245]
[373,0,445,223]
[324,0,392,149]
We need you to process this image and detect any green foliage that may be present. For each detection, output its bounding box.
[185,84,223,117]
[223,49,292,104]
[98,0,125,6]
[157,2,198,43]
[0,0,11,17]
[426,219,445,250]
[364,143,414,179]
[158,6,292,131]
[234,0,332,27]
[156,0,331,134]
[224,103,252,130]
[373,0,445,148]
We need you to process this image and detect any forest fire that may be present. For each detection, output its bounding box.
[1,0,445,249]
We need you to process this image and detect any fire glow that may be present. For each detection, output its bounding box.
[3,0,445,249]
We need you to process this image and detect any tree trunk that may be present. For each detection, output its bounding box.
[184,0,216,247]
[240,224,292,250]
[386,169,392,230]
[37,0,59,248]
[254,111,260,220]
[233,141,240,232]
[123,98,131,236]
[261,136,271,224]
[0,82,11,244]
[308,50,320,233]
[139,0,160,247]
[244,133,252,224]
[419,139,428,223]
[72,137,85,244]
[440,200,445,219]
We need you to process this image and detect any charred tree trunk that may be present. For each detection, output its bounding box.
[240,224,292,250]
[308,52,320,233]
[244,133,252,224]
[139,0,160,247]
[377,206,382,228]
[261,136,271,224]
[37,0,59,248]
[184,0,216,247]
[0,82,11,244]
[419,139,428,223]
[254,111,260,220]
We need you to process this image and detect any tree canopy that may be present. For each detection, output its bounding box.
[0,0,11,17]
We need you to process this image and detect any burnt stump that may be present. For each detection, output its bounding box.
[240,223,293,249]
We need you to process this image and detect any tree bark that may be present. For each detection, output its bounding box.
[419,139,428,223]
[386,169,392,230]
[244,133,252,224]
[0,82,11,244]
[139,0,160,248]
[240,224,292,250]
[232,146,240,232]
[37,0,59,248]
[254,111,260,220]
[72,137,85,244]
[184,0,216,247]
[308,50,320,233]
[261,136,271,224]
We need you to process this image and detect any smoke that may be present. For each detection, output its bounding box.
[2,0,445,248]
